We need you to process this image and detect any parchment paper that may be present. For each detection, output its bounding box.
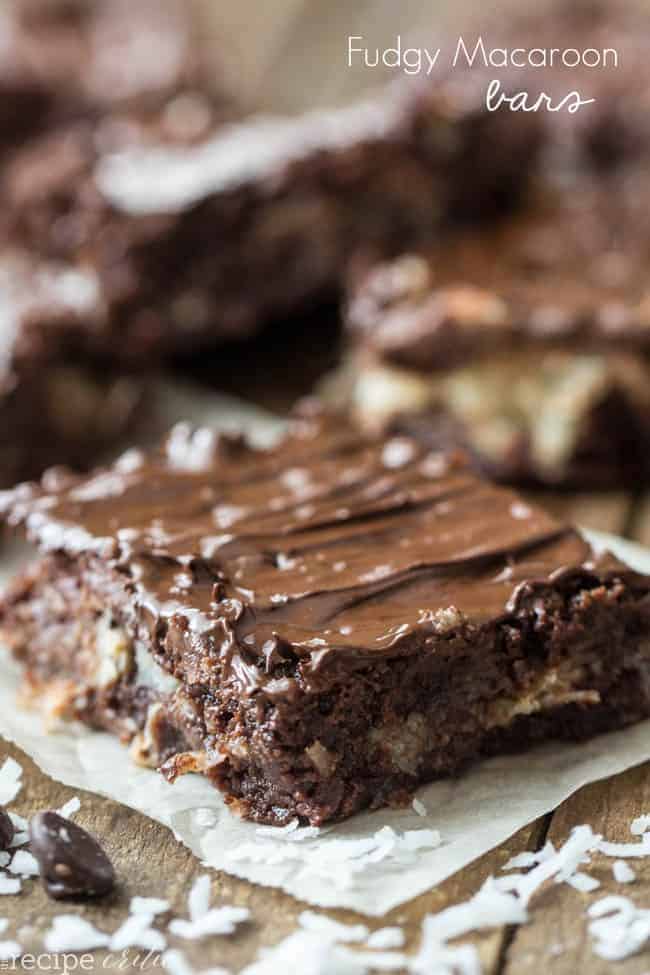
[1,388,650,916]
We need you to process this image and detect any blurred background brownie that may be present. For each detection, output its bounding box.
[2,75,540,363]
[0,0,225,154]
[342,166,650,488]
[0,250,142,488]
[0,0,228,490]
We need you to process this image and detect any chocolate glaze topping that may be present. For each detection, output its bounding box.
[2,416,627,683]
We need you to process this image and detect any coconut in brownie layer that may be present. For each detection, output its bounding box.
[3,551,650,825]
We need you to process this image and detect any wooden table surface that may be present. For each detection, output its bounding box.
[4,1,650,970]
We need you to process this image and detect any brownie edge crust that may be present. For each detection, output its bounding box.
[2,418,650,826]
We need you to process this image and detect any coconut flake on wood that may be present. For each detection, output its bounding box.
[57,797,81,819]
[298,911,369,943]
[0,759,21,805]
[588,895,650,961]
[110,912,166,952]
[8,850,38,877]
[0,875,20,896]
[44,916,110,952]
[613,861,636,884]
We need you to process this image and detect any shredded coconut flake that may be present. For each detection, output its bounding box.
[168,873,249,940]
[613,861,636,884]
[298,911,369,943]
[588,895,650,960]
[420,876,528,944]
[187,874,211,921]
[110,912,166,952]
[8,832,28,849]
[366,927,405,950]
[241,928,403,975]
[169,906,250,941]
[166,423,218,472]
[130,896,170,916]
[411,798,427,818]
[0,875,20,896]
[598,834,650,858]
[0,941,20,961]
[502,847,552,871]
[497,826,601,904]
[8,851,38,878]
[565,872,600,893]
[0,758,22,805]
[57,797,81,819]
[44,916,110,952]
[7,814,28,850]
[630,814,650,836]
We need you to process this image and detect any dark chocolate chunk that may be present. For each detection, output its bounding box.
[29,812,116,899]
[0,808,14,851]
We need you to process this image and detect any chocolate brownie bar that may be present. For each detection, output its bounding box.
[2,412,650,825]
[0,249,142,489]
[343,166,650,488]
[3,75,540,359]
[0,0,219,153]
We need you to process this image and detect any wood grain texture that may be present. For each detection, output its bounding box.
[0,739,544,970]
[503,766,650,974]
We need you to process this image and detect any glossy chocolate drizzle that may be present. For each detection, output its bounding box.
[2,416,626,677]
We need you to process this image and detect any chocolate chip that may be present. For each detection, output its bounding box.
[29,811,116,899]
[0,807,14,850]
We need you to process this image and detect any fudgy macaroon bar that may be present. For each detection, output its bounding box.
[2,415,650,825]
[342,168,650,488]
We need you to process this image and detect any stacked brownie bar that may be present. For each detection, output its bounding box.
[0,0,231,486]
[343,170,650,487]
[2,414,650,825]
[4,78,540,359]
